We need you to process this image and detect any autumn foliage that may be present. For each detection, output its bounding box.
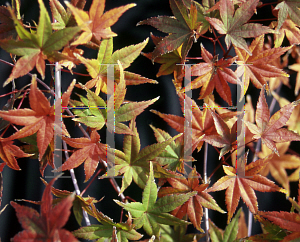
[1,0,300,241]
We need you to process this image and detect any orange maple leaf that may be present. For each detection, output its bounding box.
[235,35,292,95]
[66,0,135,46]
[0,76,69,160]
[61,129,107,182]
[0,138,32,170]
[190,44,240,105]
[245,85,300,155]
[158,168,225,231]
[207,153,286,223]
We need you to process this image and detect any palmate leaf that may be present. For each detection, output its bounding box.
[75,37,156,95]
[151,93,217,153]
[65,0,135,45]
[0,76,69,160]
[11,176,78,241]
[274,0,300,31]
[115,162,196,237]
[41,178,101,226]
[72,64,158,135]
[0,0,80,85]
[106,119,182,194]
[235,35,292,95]
[73,209,143,242]
[207,153,286,223]
[206,0,273,55]
[245,86,300,156]
[137,0,202,62]
[258,142,300,197]
[158,168,225,231]
[190,44,240,105]
[61,129,107,182]
[150,125,195,173]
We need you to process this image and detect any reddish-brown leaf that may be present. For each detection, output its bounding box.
[10,176,78,241]
[207,153,286,223]
[61,129,107,182]
[0,76,68,160]
[190,44,240,105]
[235,35,292,94]
[151,93,217,152]
[158,168,225,231]
[0,138,32,170]
[245,86,300,155]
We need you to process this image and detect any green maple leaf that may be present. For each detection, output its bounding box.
[137,0,202,62]
[75,37,157,95]
[114,162,196,237]
[72,63,158,135]
[73,207,143,242]
[106,119,182,193]
[0,0,80,85]
[150,124,195,173]
[275,0,300,30]
[206,0,273,55]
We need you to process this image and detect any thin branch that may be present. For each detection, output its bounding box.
[204,142,210,242]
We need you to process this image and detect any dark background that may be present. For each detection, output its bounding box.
[0,0,297,241]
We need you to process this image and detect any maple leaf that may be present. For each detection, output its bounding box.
[73,206,143,242]
[158,168,225,231]
[208,207,242,242]
[274,0,300,31]
[72,64,158,135]
[142,33,183,77]
[106,119,182,193]
[207,153,286,223]
[258,211,300,242]
[40,178,101,226]
[0,138,32,170]
[0,0,80,85]
[10,176,78,241]
[137,0,202,62]
[150,125,195,173]
[65,0,135,45]
[258,142,300,196]
[61,129,107,182]
[234,35,292,95]
[151,93,217,153]
[75,37,156,95]
[206,0,273,55]
[0,76,68,160]
[203,108,239,159]
[190,44,240,105]
[115,162,196,237]
[245,86,300,155]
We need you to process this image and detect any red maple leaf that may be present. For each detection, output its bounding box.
[61,129,107,182]
[10,176,78,241]
[0,76,69,160]
[190,44,240,105]
[207,153,286,223]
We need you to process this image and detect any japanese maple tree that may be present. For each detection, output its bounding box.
[0,0,300,241]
